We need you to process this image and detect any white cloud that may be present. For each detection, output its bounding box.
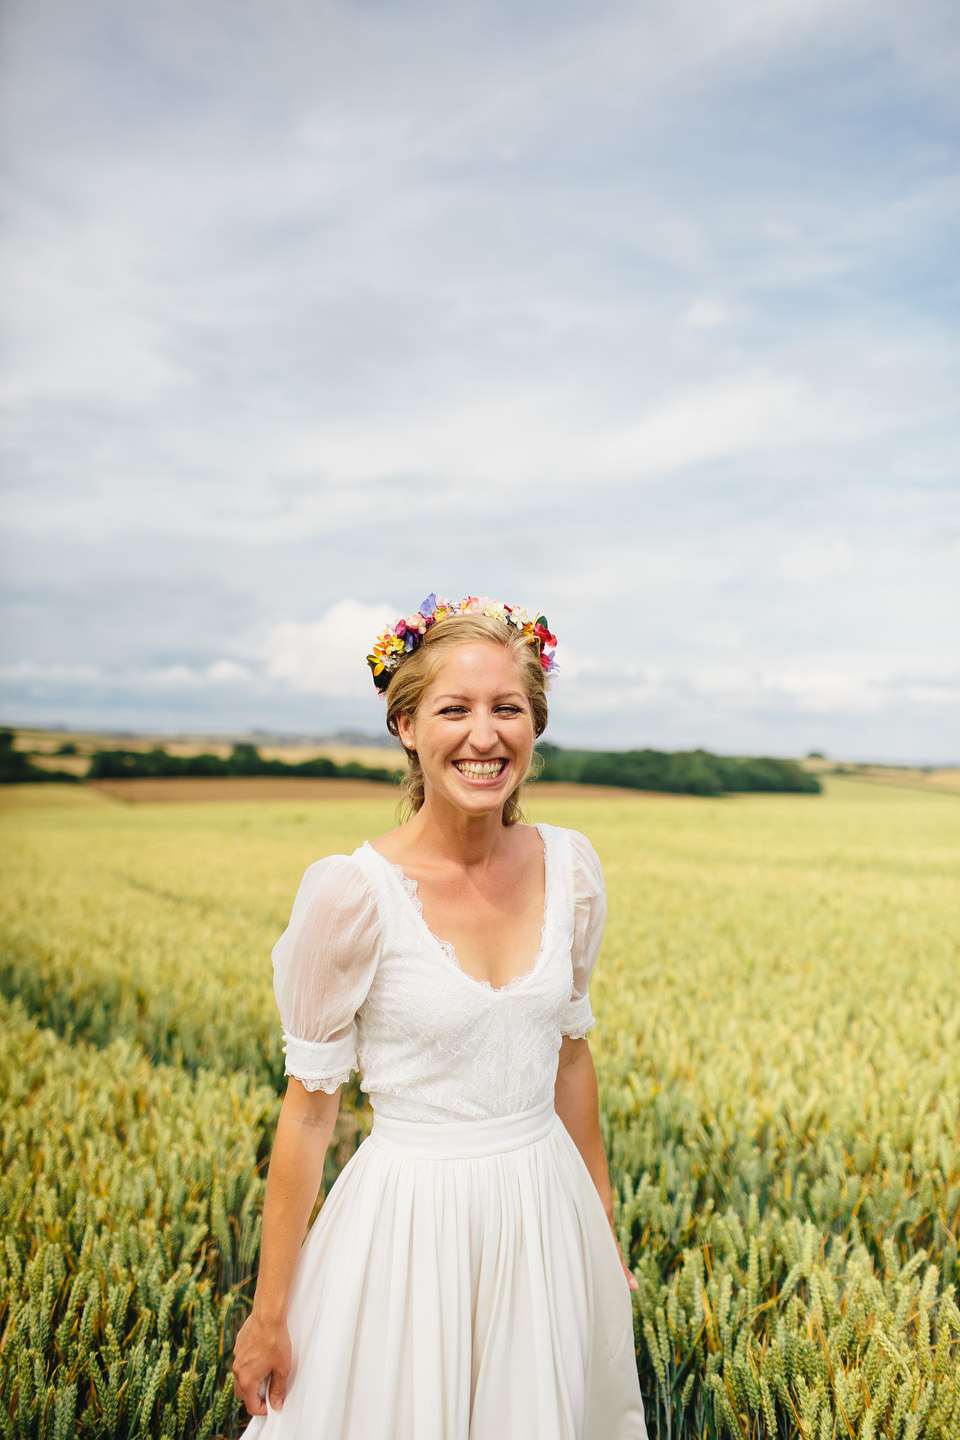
[0,661,106,685]
[278,371,880,503]
[0,658,256,694]
[681,299,729,330]
[135,662,260,692]
[260,600,397,698]
[555,641,960,720]
[1,0,958,759]
[207,660,253,685]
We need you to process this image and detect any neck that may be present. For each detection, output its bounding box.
[403,794,510,869]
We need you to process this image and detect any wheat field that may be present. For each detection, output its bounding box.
[1,777,958,1438]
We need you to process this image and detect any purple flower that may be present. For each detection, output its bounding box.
[419,593,438,618]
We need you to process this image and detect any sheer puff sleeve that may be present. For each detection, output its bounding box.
[272,855,382,1093]
[561,830,607,1039]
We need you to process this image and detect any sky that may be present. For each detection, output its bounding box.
[1,0,958,762]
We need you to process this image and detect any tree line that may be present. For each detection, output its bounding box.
[0,729,78,784]
[2,730,821,794]
[535,743,821,794]
[86,742,399,783]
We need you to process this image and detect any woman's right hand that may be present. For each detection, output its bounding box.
[232,1310,292,1416]
[231,1080,340,1416]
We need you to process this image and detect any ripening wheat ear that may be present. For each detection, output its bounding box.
[0,996,275,1439]
[2,782,959,1438]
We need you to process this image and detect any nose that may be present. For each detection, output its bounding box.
[468,710,498,752]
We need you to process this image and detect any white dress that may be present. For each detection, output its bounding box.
[245,823,647,1440]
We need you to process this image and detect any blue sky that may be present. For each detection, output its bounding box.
[1,0,958,760]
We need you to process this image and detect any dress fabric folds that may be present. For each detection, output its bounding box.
[244,824,647,1440]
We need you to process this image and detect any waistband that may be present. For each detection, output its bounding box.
[369,1098,558,1159]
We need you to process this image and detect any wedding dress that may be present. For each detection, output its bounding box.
[244,823,647,1440]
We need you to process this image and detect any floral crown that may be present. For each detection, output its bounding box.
[367,593,558,693]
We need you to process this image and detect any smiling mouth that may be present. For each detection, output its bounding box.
[453,759,508,779]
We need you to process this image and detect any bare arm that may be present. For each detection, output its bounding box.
[554,1035,638,1291]
[232,1079,341,1415]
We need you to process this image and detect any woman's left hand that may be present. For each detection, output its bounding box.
[232,1309,292,1415]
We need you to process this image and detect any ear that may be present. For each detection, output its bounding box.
[396,711,417,752]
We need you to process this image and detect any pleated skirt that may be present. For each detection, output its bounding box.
[244,1100,647,1440]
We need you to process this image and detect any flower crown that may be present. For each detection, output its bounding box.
[367,593,558,693]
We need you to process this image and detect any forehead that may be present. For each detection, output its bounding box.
[424,641,526,695]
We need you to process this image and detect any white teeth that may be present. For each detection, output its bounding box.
[455,761,505,778]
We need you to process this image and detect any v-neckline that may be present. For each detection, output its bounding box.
[363,824,551,994]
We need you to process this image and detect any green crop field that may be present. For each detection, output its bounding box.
[1,778,958,1438]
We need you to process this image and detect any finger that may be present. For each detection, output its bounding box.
[244,1386,268,1417]
[269,1367,288,1411]
[233,1369,268,1417]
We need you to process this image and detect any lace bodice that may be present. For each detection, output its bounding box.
[273,824,606,1123]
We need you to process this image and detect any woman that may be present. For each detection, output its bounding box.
[233,595,647,1439]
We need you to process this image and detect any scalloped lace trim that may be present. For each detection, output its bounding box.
[289,1068,352,1093]
[367,837,551,993]
[561,1017,596,1040]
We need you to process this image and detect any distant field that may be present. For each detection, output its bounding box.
[85,775,399,803]
[1,777,958,1438]
[11,726,406,776]
[82,777,687,804]
[835,764,960,794]
[13,725,959,796]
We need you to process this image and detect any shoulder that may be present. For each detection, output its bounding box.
[298,849,370,884]
[535,824,602,870]
[290,851,380,913]
[531,825,604,902]
[510,821,552,858]
[275,851,383,964]
[559,828,605,900]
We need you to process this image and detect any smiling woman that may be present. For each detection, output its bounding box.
[232,594,647,1440]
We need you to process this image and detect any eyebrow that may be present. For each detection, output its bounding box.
[432,692,527,703]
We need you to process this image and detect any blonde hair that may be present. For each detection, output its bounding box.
[384,613,549,825]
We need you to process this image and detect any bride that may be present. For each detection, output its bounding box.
[232,595,647,1439]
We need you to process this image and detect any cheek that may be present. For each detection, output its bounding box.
[511,719,536,749]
